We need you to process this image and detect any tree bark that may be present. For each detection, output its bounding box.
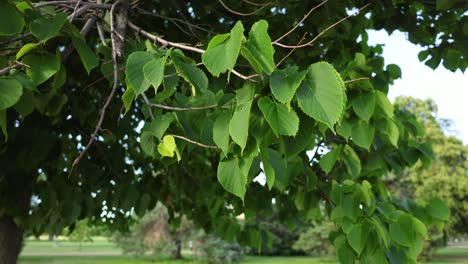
[0,215,24,264]
[172,238,182,259]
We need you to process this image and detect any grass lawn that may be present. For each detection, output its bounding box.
[19,239,468,264]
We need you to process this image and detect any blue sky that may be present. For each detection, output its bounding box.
[368,30,468,144]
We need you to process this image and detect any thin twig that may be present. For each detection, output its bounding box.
[127,21,254,82]
[273,0,328,44]
[275,32,308,68]
[137,8,215,34]
[170,135,219,149]
[71,1,122,171]
[149,103,218,111]
[218,0,268,16]
[0,61,29,76]
[141,93,155,120]
[34,0,78,8]
[96,0,108,46]
[239,0,271,7]
[84,66,125,91]
[344,77,370,84]
[274,4,370,49]
[0,33,33,47]
[69,0,82,22]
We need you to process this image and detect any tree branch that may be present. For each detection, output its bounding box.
[71,1,123,171]
[274,4,370,49]
[218,0,269,16]
[0,61,28,76]
[127,21,255,82]
[149,102,218,111]
[169,135,219,149]
[272,0,328,44]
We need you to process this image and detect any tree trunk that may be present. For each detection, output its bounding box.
[172,238,182,259]
[0,215,24,264]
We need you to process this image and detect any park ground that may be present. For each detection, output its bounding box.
[19,238,468,264]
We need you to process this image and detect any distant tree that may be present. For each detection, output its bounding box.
[391,97,467,234]
[387,96,468,259]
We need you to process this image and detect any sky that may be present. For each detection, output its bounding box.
[367,30,468,144]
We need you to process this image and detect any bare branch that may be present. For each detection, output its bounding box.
[218,0,269,16]
[141,93,155,120]
[69,0,82,22]
[72,1,123,171]
[273,0,328,44]
[344,77,370,84]
[274,4,370,49]
[149,102,218,111]
[34,0,78,8]
[0,61,29,76]
[0,33,33,47]
[239,0,271,7]
[136,8,215,34]
[170,135,219,149]
[275,32,308,68]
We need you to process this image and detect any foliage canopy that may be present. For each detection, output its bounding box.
[0,0,466,263]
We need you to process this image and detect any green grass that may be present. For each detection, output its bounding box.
[22,240,120,254]
[19,239,468,264]
[19,256,198,264]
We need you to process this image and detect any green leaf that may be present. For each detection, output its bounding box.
[270,67,306,104]
[380,118,399,147]
[257,97,299,137]
[413,217,428,240]
[14,91,35,118]
[387,64,402,79]
[0,78,23,110]
[122,85,135,114]
[426,197,450,221]
[370,216,390,248]
[213,112,231,156]
[352,92,375,121]
[0,1,24,36]
[0,110,6,139]
[71,36,100,74]
[217,158,247,202]
[171,50,208,92]
[436,0,455,10]
[297,62,345,129]
[126,51,154,95]
[12,72,37,92]
[16,42,40,60]
[347,223,370,255]
[22,53,60,85]
[319,147,341,174]
[342,145,361,179]
[375,91,393,117]
[143,58,165,92]
[352,121,374,150]
[158,135,177,157]
[360,180,372,206]
[144,113,174,140]
[140,131,157,158]
[262,147,287,191]
[336,119,353,139]
[334,235,356,264]
[30,13,67,41]
[389,213,415,247]
[202,21,244,77]
[241,20,275,75]
[229,84,254,153]
[361,247,388,264]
